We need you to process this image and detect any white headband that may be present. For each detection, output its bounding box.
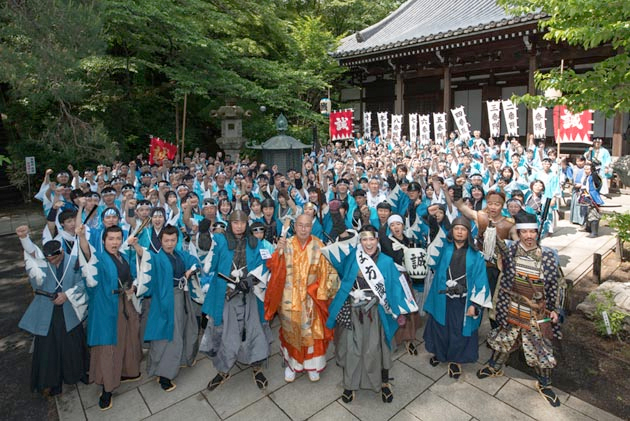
[387,214,404,226]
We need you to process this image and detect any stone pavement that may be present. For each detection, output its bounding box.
[1,196,628,421]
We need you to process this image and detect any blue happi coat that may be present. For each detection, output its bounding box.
[81,248,136,346]
[423,241,491,337]
[201,233,268,326]
[137,249,199,341]
[322,235,417,346]
[19,251,85,336]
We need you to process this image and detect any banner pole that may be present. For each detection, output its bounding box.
[181,93,187,161]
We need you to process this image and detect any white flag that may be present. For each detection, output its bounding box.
[391,115,403,143]
[419,115,431,146]
[408,113,418,143]
[486,100,502,138]
[451,106,471,141]
[363,112,372,138]
[532,107,547,139]
[377,112,388,139]
[433,112,447,142]
[502,100,519,136]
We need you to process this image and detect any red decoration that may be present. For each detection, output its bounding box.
[553,106,594,144]
[149,137,178,164]
[329,109,354,141]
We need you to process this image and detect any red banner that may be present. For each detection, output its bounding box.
[329,109,354,141]
[149,137,177,165]
[553,106,594,144]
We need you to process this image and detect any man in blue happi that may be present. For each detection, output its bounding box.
[134,224,200,392]
[201,210,271,392]
[423,217,492,379]
[322,225,418,404]
[16,226,88,397]
[78,225,142,410]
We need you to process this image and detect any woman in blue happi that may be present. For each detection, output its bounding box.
[133,224,200,393]
[17,227,88,397]
[323,225,418,405]
[78,224,142,410]
[423,217,492,379]
[200,210,271,392]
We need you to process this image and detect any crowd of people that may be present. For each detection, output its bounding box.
[18,128,611,410]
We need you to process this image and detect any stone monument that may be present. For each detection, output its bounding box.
[211,99,251,162]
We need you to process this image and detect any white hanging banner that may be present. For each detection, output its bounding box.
[451,106,471,141]
[502,100,519,136]
[486,100,502,138]
[419,115,431,146]
[363,112,372,138]
[377,112,388,139]
[532,107,547,139]
[391,114,403,143]
[408,113,418,143]
[432,112,447,142]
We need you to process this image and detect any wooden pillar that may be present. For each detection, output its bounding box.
[527,52,537,137]
[395,71,404,115]
[443,65,451,129]
[612,111,625,157]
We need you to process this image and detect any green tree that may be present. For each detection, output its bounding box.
[499,0,630,115]
[0,0,117,188]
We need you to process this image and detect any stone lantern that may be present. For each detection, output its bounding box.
[211,99,251,162]
[248,114,311,174]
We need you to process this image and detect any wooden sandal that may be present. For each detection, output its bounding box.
[381,383,393,403]
[253,368,268,390]
[341,389,355,403]
[448,362,462,379]
[207,372,230,391]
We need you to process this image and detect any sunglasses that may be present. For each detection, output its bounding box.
[251,227,265,233]
[44,249,63,258]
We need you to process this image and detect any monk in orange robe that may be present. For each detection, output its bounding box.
[265,214,338,382]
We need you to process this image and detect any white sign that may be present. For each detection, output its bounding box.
[419,115,431,145]
[451,106,471,141]
[363,112,372,137]
[432,112,447,142]
[408,113,418,143]
[377,112,388,139]
[25,156,36,175]
[486,100,502,138]
[502,100,519,136]
[391,114,403,143]
[532,107,547,139]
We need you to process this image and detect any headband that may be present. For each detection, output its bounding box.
[359,231,377,240]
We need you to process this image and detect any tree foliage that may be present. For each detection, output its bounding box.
[498,0,630,116]
[0,0,403,188]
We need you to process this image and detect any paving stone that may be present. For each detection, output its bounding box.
[146,393,219,421]
[56,385,86,421]
[430,375,533,421]
[502,367,569,404]
[84,388,150,421]
[564,395,624,421]
[309,401,359,421]
[203,354,286,419]
[270,360,343,420]
[405,389,472,421]
[388,408,422,421]
[465,363,509,396]
[139,357,214,414]
[340,361,432,421]
[225,397,290,421]
[398,346,447,381]
[496,379,593,421]
[77,360,154,409]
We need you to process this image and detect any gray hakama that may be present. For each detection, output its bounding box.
[200,290,271,373]
[147,287,198,379]
[569,190,585,225]
[334,302,392,392]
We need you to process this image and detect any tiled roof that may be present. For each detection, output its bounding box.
[333,0,543,58]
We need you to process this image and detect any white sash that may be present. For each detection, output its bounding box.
[356,245,393,316]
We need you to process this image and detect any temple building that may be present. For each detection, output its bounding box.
[333,0,628,156]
